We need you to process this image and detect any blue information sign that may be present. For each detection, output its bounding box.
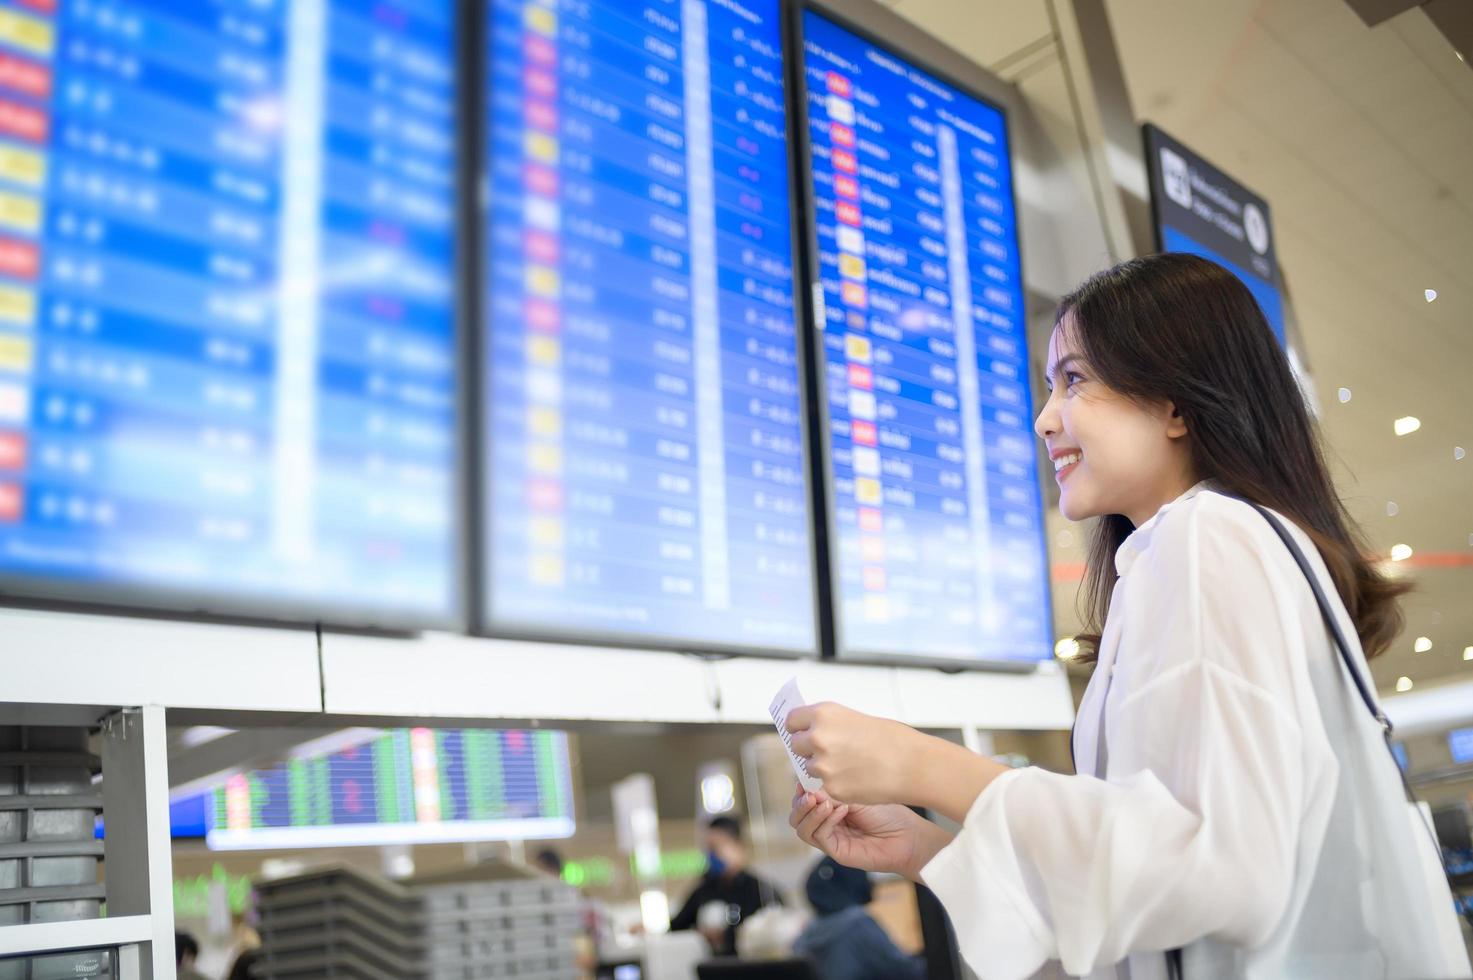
[1144,123,1285,344]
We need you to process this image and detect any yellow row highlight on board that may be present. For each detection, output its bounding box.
[0,191,40,235]
[0,332,32,373]
[0,285,35,329]
[0,8,54,58]
[523,3,557,37]
[0,144,44,188]
[527,406,561,437]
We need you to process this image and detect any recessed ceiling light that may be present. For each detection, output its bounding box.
[1465,646,1473,661]
[1456,447,1466,461]
[1386,501,1399,517]
[1394,416,1421,436]
[1337,387,1352,403]
[1424,288,1437,302]
[1395,676,1413,692]
[1414,636,1432,653]
[1054,637,1080,660]
[1390,543,1413,561]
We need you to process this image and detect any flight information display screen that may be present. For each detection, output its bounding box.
[0,1,459,626]
[801,11,1051,664]
[206,727,575,849]
[483,0,815,653]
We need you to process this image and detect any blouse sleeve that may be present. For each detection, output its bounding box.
[920,498,1323,980]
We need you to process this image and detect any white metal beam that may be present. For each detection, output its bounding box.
[0,916,153,956]
[100,707,176,980]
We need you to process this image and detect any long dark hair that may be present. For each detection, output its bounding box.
[1056,253,1407,662]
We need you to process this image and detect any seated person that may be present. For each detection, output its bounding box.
[670,815,784,955]
[793,857,924,980]
[175,932,208,980]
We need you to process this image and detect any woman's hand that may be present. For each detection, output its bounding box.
[788,701,1016,824]
[786,702,926,805]
[788,785,952,881]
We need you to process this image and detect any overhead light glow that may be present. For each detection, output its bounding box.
[1424,288,1437,303]
[1337,387,1351,404]
[1456,447,1466,461]
[1393,416,1421,436]
[1054,637,1081,660]
[700,774,735,815]
[1413,636,1432,653]
[1464,646,1473,661]
[1395,676,1413,693]
[1386,501,1399,517]
[1390,544,1413,562]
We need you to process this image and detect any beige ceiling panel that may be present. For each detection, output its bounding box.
[889,0,1053,71]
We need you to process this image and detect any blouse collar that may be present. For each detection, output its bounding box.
[1114,481,1215,576]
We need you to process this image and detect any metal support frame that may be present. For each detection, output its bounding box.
[0,707,175,979]
[1046,0,1152,262]
[99,706,177,980]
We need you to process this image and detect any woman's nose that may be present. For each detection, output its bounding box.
[1034,395,1058,440]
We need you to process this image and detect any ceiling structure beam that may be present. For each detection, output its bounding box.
[1343,0,1472,63]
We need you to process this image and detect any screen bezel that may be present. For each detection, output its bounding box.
[791,0,1053,672]
[471,0,825,659]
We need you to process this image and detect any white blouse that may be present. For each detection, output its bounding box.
[921,485,1470,980]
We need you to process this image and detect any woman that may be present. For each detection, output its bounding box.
[786,254,1469,979]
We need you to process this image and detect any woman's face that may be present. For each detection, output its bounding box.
[1033,317,1193,527]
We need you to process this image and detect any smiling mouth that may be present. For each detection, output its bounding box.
[1053,451,1081,481]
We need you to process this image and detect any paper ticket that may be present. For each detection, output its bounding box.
[769,676,823,792]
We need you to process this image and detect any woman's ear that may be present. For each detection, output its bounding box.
[1164,402,1188,440]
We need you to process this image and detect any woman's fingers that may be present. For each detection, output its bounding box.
[789,793,817,830]
[812,803,849,851]
[794,797,836,844]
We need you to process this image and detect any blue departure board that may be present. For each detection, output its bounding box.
[483,0,816,653]
[205,727,575,849]
[801,12,1051,664]
[0,1,458,626]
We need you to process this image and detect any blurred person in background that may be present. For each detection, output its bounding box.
[175,931,208,980]
[670,815,784,955]
[221,907,260,980]
[224,949,257,980]
[534,846,566,880]
[792,857,923,980]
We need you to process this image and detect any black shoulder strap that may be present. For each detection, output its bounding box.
[1244,503,1391,737]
